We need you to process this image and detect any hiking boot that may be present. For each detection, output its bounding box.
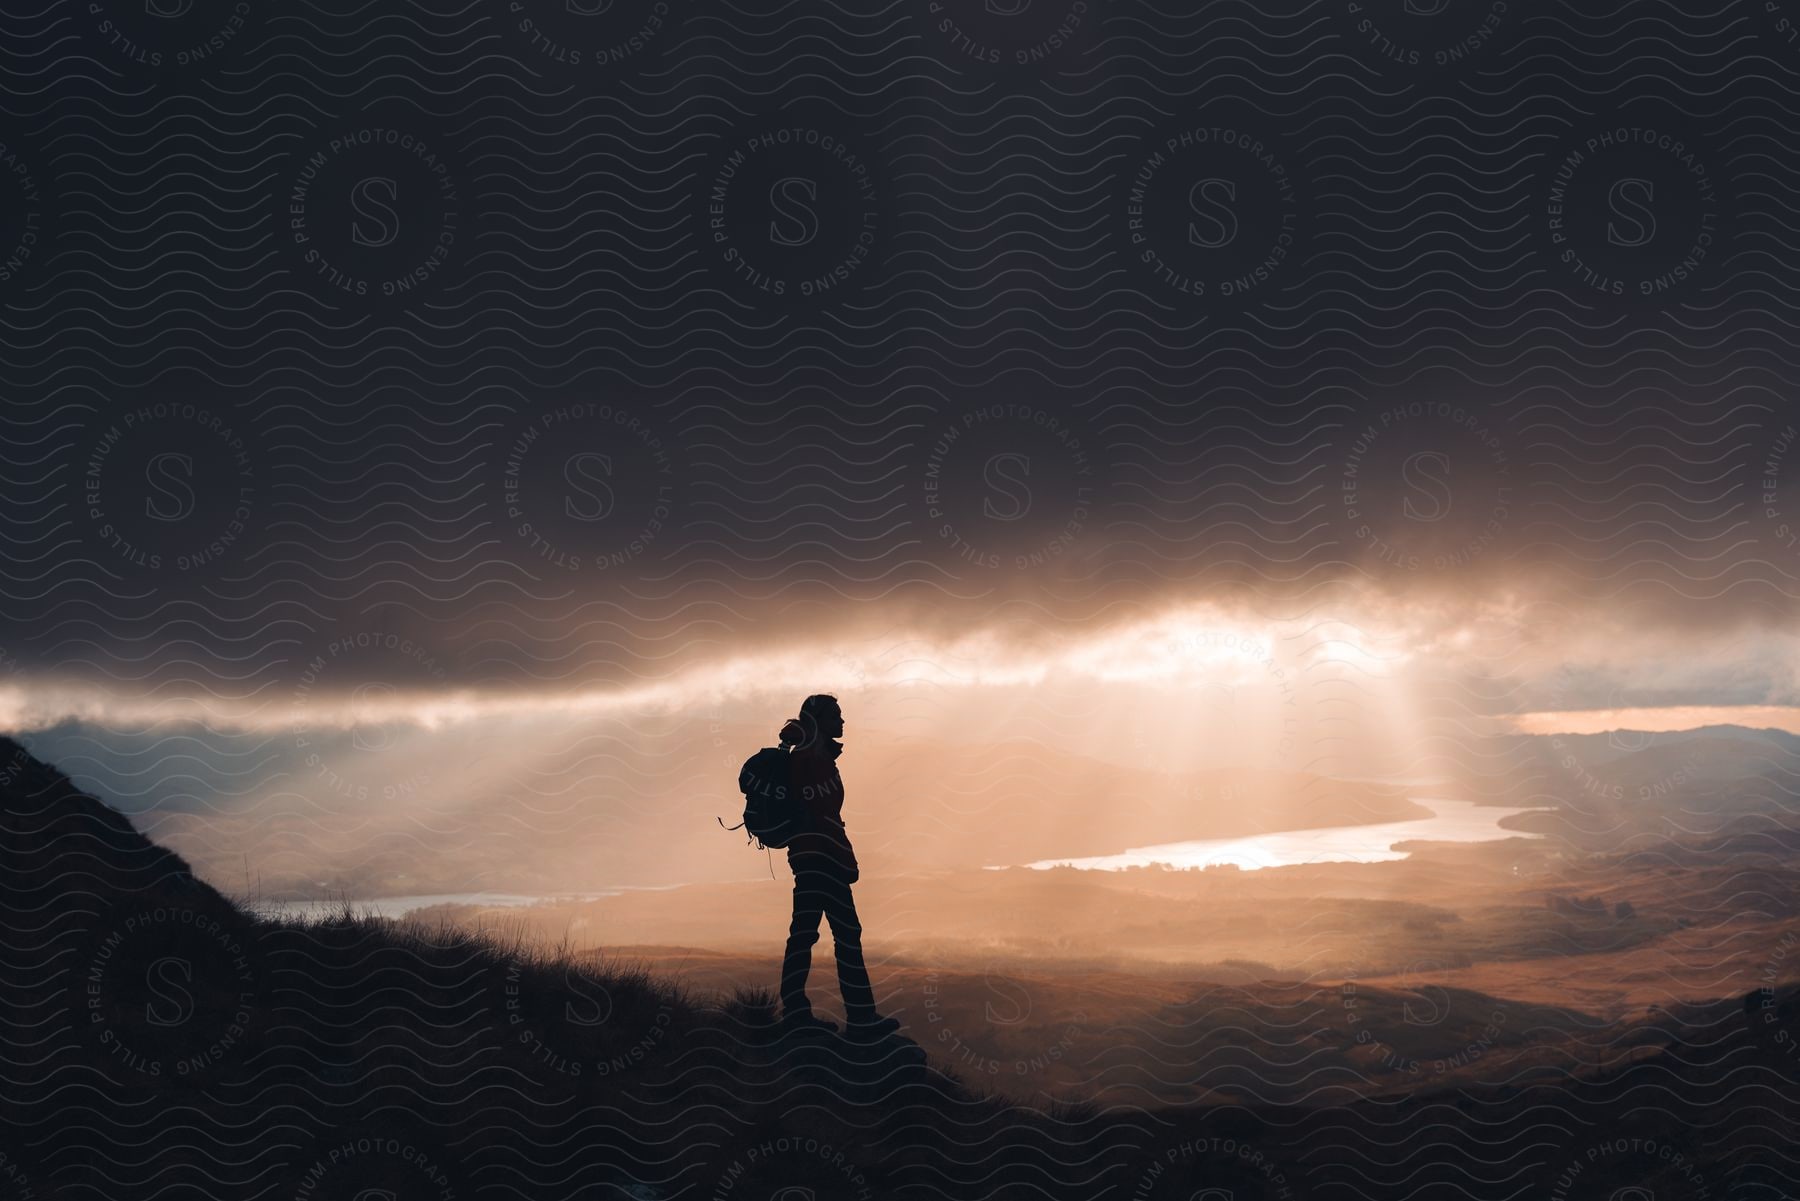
[844,1013,901,1042]
[779,1009,839,1035]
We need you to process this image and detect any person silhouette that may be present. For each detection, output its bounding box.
[776,693,901,1040]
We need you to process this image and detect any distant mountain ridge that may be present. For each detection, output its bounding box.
[1,733,1793,1199]
[9,721,1424,898]
[1527,722,1800,767]
[1492,723,1800,847]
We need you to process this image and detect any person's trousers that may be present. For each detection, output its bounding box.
[778,866,876,1020]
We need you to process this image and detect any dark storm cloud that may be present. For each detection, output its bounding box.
[0,0,1797,708]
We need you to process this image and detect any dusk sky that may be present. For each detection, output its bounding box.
[11,13,1800,1201]
[3,1,1800,814]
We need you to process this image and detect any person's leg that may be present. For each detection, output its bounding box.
[818,872,877,1020]
[778,869,827,1016]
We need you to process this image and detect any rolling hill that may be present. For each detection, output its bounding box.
[2,735,1795,1199]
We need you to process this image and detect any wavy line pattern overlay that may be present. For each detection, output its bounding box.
[4,1,1800,1199]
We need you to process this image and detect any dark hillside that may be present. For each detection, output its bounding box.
[2,737,1795,1200]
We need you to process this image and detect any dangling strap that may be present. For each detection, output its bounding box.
[716,815,776,876]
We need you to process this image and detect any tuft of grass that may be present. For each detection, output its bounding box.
[257,903,703,1029]
[723,985,780,1025]
[1045,1095,1103,1126]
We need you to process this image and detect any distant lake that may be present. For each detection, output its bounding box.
[1011,798,1546,873]
[247,801,1544,915]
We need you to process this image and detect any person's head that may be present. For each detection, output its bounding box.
[779,693,843,748]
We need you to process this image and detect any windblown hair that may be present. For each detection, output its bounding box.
[779,693,839,748]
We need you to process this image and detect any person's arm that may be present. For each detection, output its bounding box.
[831,771,857,880]
[791,753,825,827]
[807,761,857,877]
[833,823,859,882]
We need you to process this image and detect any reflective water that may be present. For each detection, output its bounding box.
[1014,798,1545,872]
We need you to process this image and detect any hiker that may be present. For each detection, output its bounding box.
[776,693,901,1040]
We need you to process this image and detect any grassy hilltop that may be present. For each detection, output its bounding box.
[1,735,1794,1200]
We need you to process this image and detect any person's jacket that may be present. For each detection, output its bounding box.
[785,737,858,880]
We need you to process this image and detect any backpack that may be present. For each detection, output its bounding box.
[732,746,809,849]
